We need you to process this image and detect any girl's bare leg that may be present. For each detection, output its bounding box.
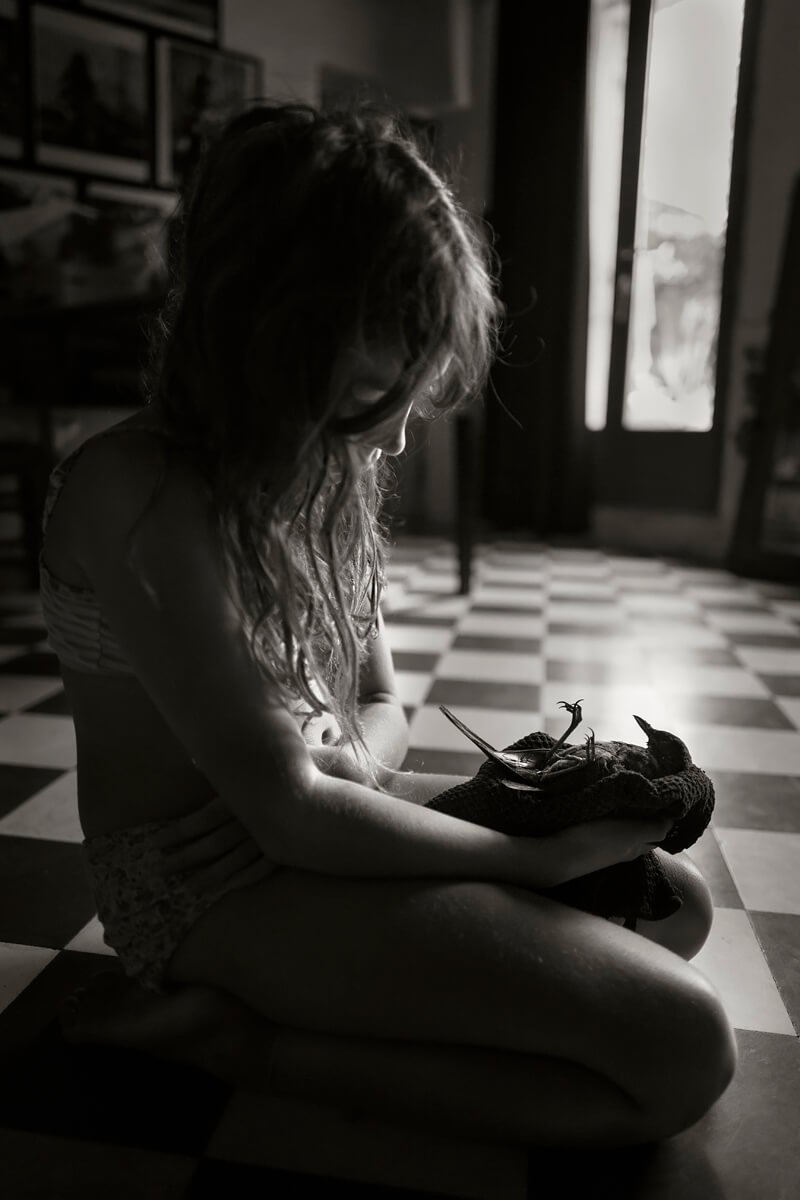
[158,867,735,1147]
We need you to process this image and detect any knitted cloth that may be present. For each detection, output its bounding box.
[425,728,715,925]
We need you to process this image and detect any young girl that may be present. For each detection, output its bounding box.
[46,101,735,1147]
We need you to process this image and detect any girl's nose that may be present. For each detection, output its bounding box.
[371,423,407,456]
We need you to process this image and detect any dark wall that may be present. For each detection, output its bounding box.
[484,1,592,535]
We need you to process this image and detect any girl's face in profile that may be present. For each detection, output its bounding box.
[338,344,451,467]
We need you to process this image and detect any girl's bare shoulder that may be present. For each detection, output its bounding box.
[64,421,213,559]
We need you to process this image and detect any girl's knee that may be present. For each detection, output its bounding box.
[638,851,714,960]
[655,984,737,1136]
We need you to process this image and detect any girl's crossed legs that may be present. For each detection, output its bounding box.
[63,769,734,1148]
[160,848,734,1148]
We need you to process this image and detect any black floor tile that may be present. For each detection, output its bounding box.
[0,1021,230,1156]
[453,634,542,654]
[384,612,457,627]
[0,1127,197,1200]
[686,1030,800,1200]
[547,621,628,638]
[642,646,743,667]
[757,673,800,697]
[708,772,800,831]
[426,678,540,712]
[471,603,543,617]
[26,689,72,715]
[663,695,797,730]
[0,650,60,676]
[546,660,643,685]
[186,1157,454,1198]
[0,629,47,647]
[0,764,64,818]
[748,912,800,1037]
[685,830,743,909]
[390,651,440,673]
[727,633,800,649]
[0,836,95,947]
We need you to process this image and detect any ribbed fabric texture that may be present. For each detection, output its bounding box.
[38,427,161,676]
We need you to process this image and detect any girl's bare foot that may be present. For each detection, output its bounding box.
[58,971,279,1088]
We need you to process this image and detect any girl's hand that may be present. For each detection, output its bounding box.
[538,816,674,888]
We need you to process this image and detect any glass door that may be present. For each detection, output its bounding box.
[586,0,747,509]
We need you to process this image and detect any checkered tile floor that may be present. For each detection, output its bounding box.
[1,538,799,1198]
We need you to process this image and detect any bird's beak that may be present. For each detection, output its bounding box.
[633,714,653,737]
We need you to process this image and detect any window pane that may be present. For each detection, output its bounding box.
[585,0,630,431]
[623,0,745,432]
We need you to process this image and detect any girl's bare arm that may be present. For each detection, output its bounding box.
[73,437,668,888]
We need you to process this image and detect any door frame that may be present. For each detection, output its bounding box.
[589,0,761,514]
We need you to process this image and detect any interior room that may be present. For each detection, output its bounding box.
[0,0,798,1196]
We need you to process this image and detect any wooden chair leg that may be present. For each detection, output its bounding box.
[455,415,476,595]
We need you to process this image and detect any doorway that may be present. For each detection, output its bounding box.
[586,0,747,512]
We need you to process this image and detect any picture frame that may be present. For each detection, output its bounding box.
[0,167,78,311]
[155,37,261,188]
[58,180,178,307]
[80,0,219,44]
[0,0,24,160]
[32,4,149,182]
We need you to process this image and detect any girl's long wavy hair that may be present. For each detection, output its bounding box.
[142,99,502,772]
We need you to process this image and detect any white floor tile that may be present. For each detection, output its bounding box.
[690,907,795,1034]
[687,585,764,605]
[539,684,665,739]
[733,647,800,674]
[544,601,623,625]
[0,770,81,842]
[394,671,434,707]
[435,650,544,685]
[675,724,800,776]
[409,705,539,751]
[620,593,703,615]
[703,610,800,635]
[384,624,455,654]
[0,713,76,769]
[544,566,614,580]
[542,634,645,663]
[469,586,545,609]
[0,942,58,1016]
[409,595,473,619]
[546,581,617,600]
[646,664,771,698]
[776,697,800,730]
[0,675,64,713]
[65,917,117,957]
[715,829,800,916]
[630,622,729,648]
[770,600,800,622]
[405,571,460,595]
[459,612,545,638]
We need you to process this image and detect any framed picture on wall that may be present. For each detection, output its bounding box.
[32,4,150,182]
[80,0,219,44]
[155,38,261,188]
[0,167,78,311]
[57,181,178,307]
[0,0,24,159]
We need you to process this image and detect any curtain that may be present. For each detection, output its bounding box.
[483,0,593,534]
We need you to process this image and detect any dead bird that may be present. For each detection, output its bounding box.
[438,699,692,793]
